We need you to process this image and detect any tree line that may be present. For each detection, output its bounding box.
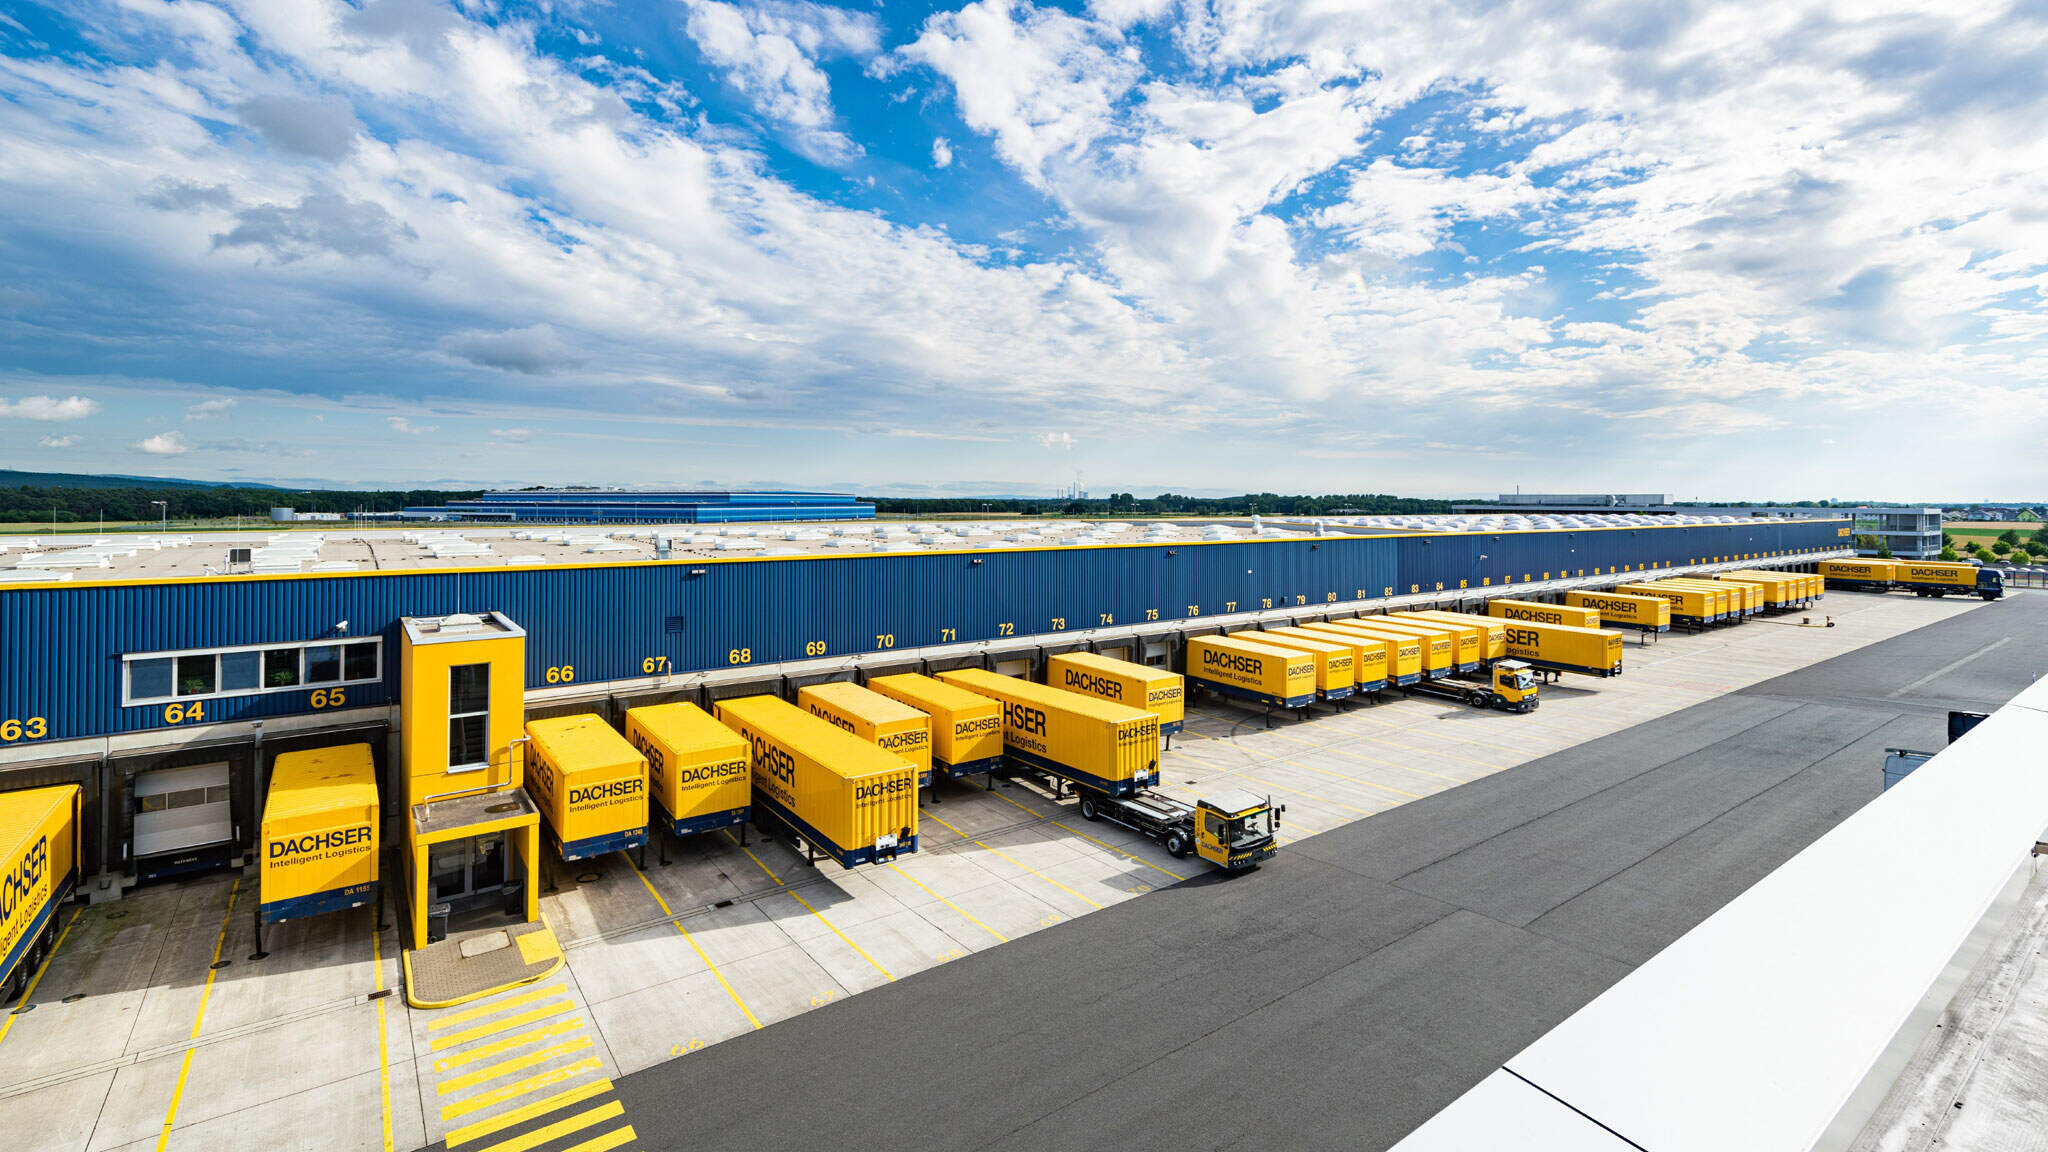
[0,484,479,524]
[869,492,1456,517]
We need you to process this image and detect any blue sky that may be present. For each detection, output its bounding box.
[1,0,2044,499]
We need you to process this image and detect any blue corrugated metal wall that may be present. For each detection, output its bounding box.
[0,520,1846,744]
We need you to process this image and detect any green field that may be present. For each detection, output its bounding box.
[1944,520,2043,554]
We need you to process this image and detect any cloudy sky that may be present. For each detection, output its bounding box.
[0,0,2043,499]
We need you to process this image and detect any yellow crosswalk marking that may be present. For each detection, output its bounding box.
[557,1125,638,1152]
[476,1102,624,1152]
[429,983,566,1031]
[439,1036,595,1095]
[434,1019,586,1073]
[443,1079,614,1147]
[431,999,575,1051]
[440,1057,603,1122]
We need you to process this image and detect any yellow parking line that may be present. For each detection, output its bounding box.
[1285,757,1444,800]
[155,878,240,1151]
[431,1000,575,1051]
[429,983,565,1030]
[973,841,1102,910]
[443,1079,613,1147]
[920,804,1101,908]
[1237,773,1376,816]
[886,863,1008,943]
[435,1019,585,1073]
[1284,759,1420,799]
[476,1101,624,1152]
[440,1056,604,1121]
[721,831,894,982]
[1048,821,1188,882]
[721,828,784,885]
[780,887,895,982]
[439,1036,594,1095]
[373,910,393,1152]
[627,855,761,1028]
[0,906,79,1049]
[558,1124,637,1152]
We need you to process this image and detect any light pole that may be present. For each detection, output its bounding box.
[151,500,167,536]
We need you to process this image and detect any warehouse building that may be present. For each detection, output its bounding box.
[403,489,875,524]
[0,514,1850,916]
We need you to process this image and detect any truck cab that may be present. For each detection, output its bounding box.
[1492,660,1540,712]
[1978,568,2005,600]
[1194,789,1282,870]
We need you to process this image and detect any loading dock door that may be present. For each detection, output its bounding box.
[134,763,233,858]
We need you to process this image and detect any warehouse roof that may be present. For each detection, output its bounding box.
[0,512,1805,587]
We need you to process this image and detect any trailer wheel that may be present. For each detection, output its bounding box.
[1163,830,1191,858]
[1078,795,1102,822]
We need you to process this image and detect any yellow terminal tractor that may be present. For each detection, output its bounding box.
[255,743,380,956]
[1077,785,1282,871]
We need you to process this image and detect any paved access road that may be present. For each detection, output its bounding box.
[545,593,2043,1152]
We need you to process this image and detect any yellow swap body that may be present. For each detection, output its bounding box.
[1494,619,1626,678]
[0,785,80,992]
[1310,622,1424,685]
[261,745,378,926]
[1389,612,1491,668]
[867,673,1005,780]
[1819,559,1900,591]
[624,702,751,838]
[1046,652,1186,736]
[799,681,934,787]
[1485,599,1601,629]
[715,695,919,867]
[1724,570,1813,606]
[1716,574,1796,610]
[1350,620,1458,678]
[1564,591,1671,633]
[1894,562,1988,596]
[1659,578,1747,619]
[1182,635,1318,710]
[1250,630,1356,701]
[1267,626,1388,693]
[1399,611,1509,662]
[1615,582,1722,626]
[525,714,650,861]
[935,669,1160,798]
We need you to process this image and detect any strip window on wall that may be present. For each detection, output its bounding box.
[123,638,383,706]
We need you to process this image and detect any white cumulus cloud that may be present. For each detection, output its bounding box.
[0,394,100,421]
[682,0,881,164]
[39,434,79,448]
[134,431,189,455]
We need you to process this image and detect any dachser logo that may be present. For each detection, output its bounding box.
[1502,605,1566,624]
[809,706,858,734]
[1149,685,1183,703]
[749,735,798,787]
[571,778,644,806]
[1505,627,1541,648]
[1002,702,1046,735]
[0,836,48,924]
[269,826,371,859]
[678,760,747,786]
[1063,670,1123,699]
[855,777,915,801]
[532,759,558,797]
[877,731,927,752]
[957,716,1001,736]
[1576,596,1635,614]
[1202,649,1261,674]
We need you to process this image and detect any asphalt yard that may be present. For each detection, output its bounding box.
[0,591,1994,1152]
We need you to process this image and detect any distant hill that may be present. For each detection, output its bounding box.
[0,469,285,490]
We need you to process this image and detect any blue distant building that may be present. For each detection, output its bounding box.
[403,489,874,524]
